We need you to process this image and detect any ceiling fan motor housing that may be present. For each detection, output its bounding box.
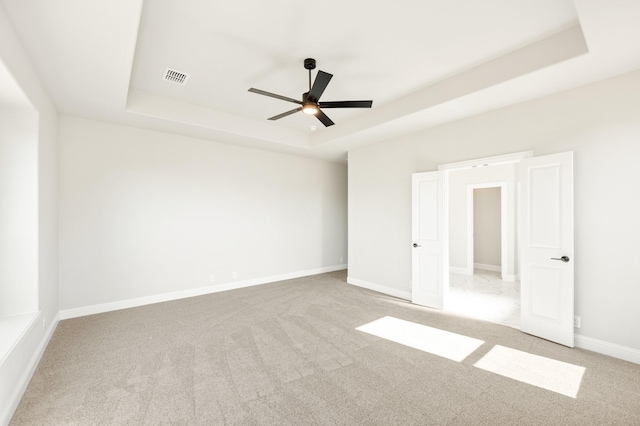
[304,58,316,70]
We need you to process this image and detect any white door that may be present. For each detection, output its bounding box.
[412,171,448,309]
[519,152,574,347]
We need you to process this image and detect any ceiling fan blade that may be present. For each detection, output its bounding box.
[315,109,335,127]
[319,100,373,109]
[308,71,333,101]
[268,107,302,121]
[249,88,302,105]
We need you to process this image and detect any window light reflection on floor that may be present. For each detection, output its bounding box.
[474,345,585,398]
[356,316,485,362]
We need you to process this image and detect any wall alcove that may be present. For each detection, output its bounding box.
[0,67,40,364]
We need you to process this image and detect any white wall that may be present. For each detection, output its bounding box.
[0,3,58,424]
[473,187,501,268]
[58,115,347,311]
[348,70,640,353]
[0,109,38,316]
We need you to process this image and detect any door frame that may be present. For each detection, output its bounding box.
[438,151,533,173]
[410,151,531,309]
[466,182,508,279]
[412,150,575,346]
[439,151,531,282]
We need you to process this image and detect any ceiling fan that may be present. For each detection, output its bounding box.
[248,58,373,127]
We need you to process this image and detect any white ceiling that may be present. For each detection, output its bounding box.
[2,0,640,161]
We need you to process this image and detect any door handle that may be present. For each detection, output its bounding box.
[413,243,421,248]
[551,256,570,263]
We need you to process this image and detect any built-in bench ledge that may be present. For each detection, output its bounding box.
[0,312,40,366]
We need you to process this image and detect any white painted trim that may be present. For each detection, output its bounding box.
[438,151,533,171]
[347,277,412,301]
[59,265,347,320]
[449,267,471,275]
[1,312,59,426]
[474,263,501,272]
[503,274,517,282]
[467,182,508,279]
[575,334,640,365]
[466,185,475,276]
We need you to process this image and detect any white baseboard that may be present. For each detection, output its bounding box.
[1,312,59,426]
[575,334,640,365]
[474,263,501,272]
[449,267,471,275]
[347,277,411,301]
[59,265,347,320]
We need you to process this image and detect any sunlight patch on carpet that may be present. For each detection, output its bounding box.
[474,345,585,398]
[356,316,484,362]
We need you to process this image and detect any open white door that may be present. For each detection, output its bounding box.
[412,171,448,309]
[519,152,574,347]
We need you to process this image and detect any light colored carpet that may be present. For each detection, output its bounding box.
[10,271,640,425]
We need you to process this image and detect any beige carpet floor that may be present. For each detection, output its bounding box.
[10,271,640,425]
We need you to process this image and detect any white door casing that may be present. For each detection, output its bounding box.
[466,182,509,279]
[519,152,574,347]
[412,171,448,309]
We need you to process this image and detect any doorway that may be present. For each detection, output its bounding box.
[451,182,519,328]
[467,183,508,278]
[411,151,575,346]
[473,187,502,273]
[412,153,524,328]
[411,153,523,319]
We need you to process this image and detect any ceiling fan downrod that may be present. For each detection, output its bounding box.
[304,58,316,93]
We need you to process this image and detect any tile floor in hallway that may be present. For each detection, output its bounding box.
[447,270,520,329]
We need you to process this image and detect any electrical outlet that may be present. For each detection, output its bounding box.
[574,315,581,328]
[340,256,344,263]
[209,274,216,283]
[43,318,46,331]
[232,272,237,279]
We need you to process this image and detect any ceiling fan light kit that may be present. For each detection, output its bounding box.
[302,102,319,115]
[248,58,373,127]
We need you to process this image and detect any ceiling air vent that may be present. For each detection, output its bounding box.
[163,68,190,86]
